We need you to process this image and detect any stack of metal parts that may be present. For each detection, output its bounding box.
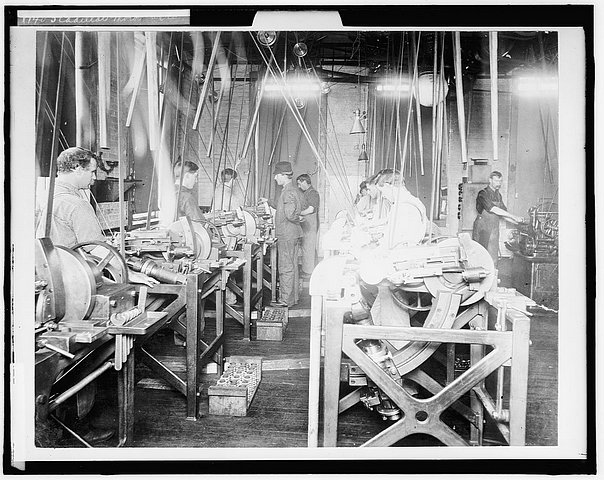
[208,356,263,416]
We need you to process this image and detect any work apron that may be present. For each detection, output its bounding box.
[472,201,504,264]
[300,213,318,276]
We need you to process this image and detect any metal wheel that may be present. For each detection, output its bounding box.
[73,241,129,284]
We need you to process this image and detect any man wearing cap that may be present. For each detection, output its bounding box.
[270,161,304,306]
[472,171,524,266]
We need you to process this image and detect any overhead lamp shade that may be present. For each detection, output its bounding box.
[358,148,369,162]
[350,109,366,135]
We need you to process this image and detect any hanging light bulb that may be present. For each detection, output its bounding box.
[358,144,369,162]
[350,109,366,135]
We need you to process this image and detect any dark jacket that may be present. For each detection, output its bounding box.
[275,182,303,240]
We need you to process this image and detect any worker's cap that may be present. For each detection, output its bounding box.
[273,161,293,175]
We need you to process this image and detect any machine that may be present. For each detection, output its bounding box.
[308,208,534,447]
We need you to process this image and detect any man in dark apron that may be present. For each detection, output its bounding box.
[472,171,524,266]
[297,174,320,278]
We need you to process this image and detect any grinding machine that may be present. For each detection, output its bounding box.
[307,198,535,447]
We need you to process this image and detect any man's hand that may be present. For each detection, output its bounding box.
[128,270,159,287]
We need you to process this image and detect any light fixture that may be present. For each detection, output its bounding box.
[294,97,305,109]
[350,109,366,135]
[293,42,308,58]
[417,72,449,107]
[358,144,369,161]
[257,31,277,47]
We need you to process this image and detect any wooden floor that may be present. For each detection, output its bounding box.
[58,286,558,449]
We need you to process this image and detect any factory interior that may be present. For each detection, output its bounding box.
[23,17,572,457]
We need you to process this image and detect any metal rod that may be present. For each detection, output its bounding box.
[240,64,271,159]
[50,414,93,448]
[49,361,114,411]
[125,37,146,128]
[453,32,468,164]
[43,33,67,238]
[193,31,222,130]
[116,33,126,257]
[41,342,75,359]
[98,32,111,149]
[75,32,86,147]
[412,32,425,176]
[145,32,160,151]
[267,106,287,166]
[490,31,499,161]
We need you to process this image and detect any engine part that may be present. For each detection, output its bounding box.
[127,256,187,284]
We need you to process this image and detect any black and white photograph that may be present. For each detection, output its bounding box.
[5,3,595,476]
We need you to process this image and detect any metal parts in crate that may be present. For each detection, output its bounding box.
[256,305,289,341]
[208,356,262,416]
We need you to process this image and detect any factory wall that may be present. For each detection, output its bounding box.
[446,76,558,251]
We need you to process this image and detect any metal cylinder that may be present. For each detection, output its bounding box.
[127,257,186,284]
[48,360,114,411]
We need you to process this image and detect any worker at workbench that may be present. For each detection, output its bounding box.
[262,161,304,306]
[35,147,156,445]
[173,160,205,222]
[296,173,320,279]
[213,168,245,211]
[473,171,524,266]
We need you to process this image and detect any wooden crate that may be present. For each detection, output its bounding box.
[256,306,289,341]
[208,356,262,416]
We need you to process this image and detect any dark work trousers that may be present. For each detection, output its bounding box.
[300,214,318,276]
[277,237,300,306]
[472,210,501,266]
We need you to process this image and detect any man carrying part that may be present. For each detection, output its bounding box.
[262,161,304,306]
[472,170,524,266]
[296,174,320,278]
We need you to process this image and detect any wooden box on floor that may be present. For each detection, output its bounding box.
[208,356,262,416]
[256,306,289,341]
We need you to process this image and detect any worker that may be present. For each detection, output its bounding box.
[376,170,428,248]
[263,161,303,306]
[213,168,245,211]
[472,171,524,265]
[35,147,156,445]
[296,174,320,278]
[173,160,205,222]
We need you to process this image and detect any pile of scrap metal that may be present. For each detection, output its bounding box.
[308,210,534,447]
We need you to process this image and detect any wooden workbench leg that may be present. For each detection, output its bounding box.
[509,315,530,446]
[185,274,200,420]
[256,247,264,311]
[469,300,488,445]
[216,286,224,374]
[307,295,322,447]
[117,348,135,447]
[243,244,252,340]
[322,302,347,447]
[271,243,278,302]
